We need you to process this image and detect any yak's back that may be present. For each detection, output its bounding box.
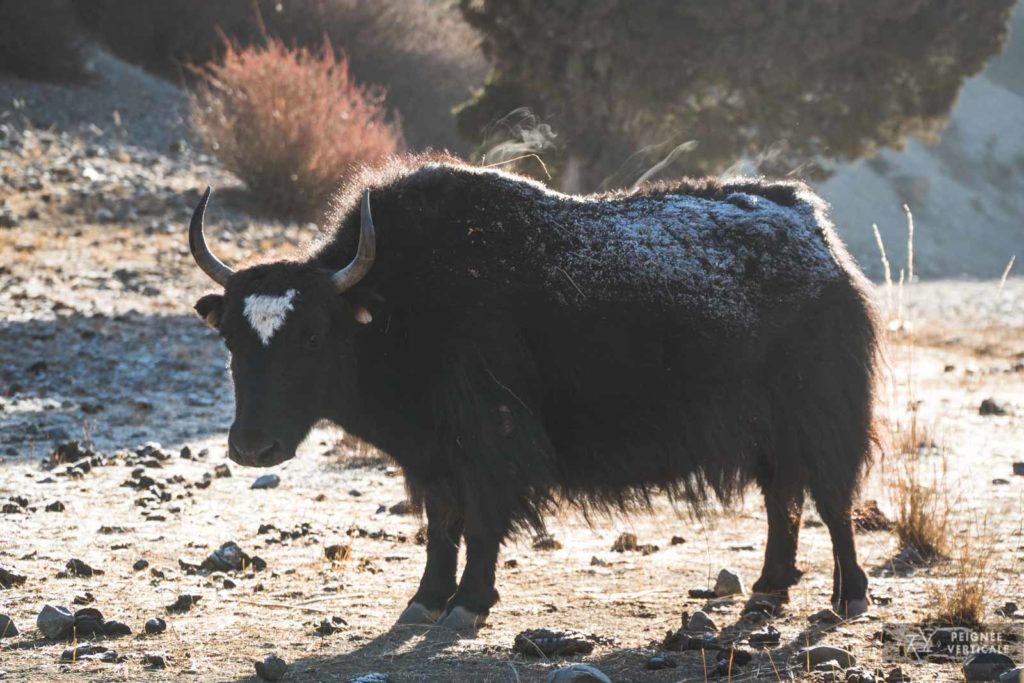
[534,179,847,331]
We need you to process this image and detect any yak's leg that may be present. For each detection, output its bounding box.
[751,475,805,605]
[397,498,464,625]
[809,484,869,617]
[437,485,507,631]
[437,529,502,631]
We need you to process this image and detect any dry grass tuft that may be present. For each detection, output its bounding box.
[190,36,402,220]
[928,521,994,626]
[889,451,951,563]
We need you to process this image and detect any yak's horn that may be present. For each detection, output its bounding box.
[189,186,234,287]
[331,190,377,292]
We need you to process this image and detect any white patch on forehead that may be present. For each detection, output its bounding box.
[243,289,297,346]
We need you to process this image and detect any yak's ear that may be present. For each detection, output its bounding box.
[194,294,224,330]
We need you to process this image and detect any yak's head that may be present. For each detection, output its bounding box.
[188,188,376,467]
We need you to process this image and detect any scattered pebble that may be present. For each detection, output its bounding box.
[72,593,94,606]
[686,610,717,633]
[201,541,263,572]
[325,544,351,561]
[979,398,1008,416]
[349,674,390,683]
[688,588,717,599]
[1013,463,1024,477]
[546,664,612,683]
[713,568,744,596]
[37,604,74,639]
[142,651,168,669]
[255,654,288,682]
[963,650,1015,681]
[532,534,562,551]
[748,625,781,648]
[251,474,280,490]
[513,628,597,656]
[610,532,658,554]
[144,618,167,635]
[0,614,18,638]
[60,558,103,578]
[133,558,149,571]
[797,645,856,669]
[645,655,677,670]
[61,643,120,663]
[808,608,843,625]
[0,566,26,588]
[44,501,65,512]
[388,500,413,515]
[166,594,201,614]
[314,616,347,636]
[214,464,232,478]
[670,535,686,545]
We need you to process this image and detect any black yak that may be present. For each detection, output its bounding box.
[188,156,879,630]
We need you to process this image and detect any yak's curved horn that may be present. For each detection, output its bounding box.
[331,190,377,292]
[189,186,234,287]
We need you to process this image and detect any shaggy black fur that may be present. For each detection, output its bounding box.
[193,155,879,624]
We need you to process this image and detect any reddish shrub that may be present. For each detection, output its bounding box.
[190,38,402,220]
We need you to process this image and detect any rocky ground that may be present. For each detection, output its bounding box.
[2,64,1024,683]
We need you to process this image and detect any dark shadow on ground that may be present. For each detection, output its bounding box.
[0,310,232,459]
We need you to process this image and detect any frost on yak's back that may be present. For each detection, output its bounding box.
[545,186,843,328]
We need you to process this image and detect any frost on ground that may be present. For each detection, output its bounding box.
[1,52,1023,683]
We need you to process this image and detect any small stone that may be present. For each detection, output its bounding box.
[688,588,717,599]
[101,620,132,637]
[1013,463,1024,477]
[45,501,65,512]
[145,618,166,635]
[166,594,201,614]
[798,645,856,669]
[713,568,744,596]
[202,541,256,572]
[546,664,612,683]
[133,558,149,571]
[0,614,18,638]
[255,654,288,682]
[214,464,232,478]
[314,616,346,635]
[964,650,1015,681]
[717,647,753,667]
[980,398,1008,416]
[687,610,717,632]
[670,535,686,545]
[63,558,102,578]
[748,625,781,648]
[513,628,596,656]
[645,655,677,670]
[325,544,351,561]
[809,608,843,625]
[143,651,168,669]
[37,604,74,639]
[0,566,26,588]
[388,500,413,515]
[251,474,280,490]
[532,534,562,551]
[349,675,390,683]
[61,643,110,661]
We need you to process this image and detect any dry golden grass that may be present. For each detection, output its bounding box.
[889,454,951,562]
[928,521,994,626]
[190,36,402,220]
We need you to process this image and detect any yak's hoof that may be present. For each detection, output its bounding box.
[832,598,870,619]
[396,602,442,626]
[437,606,486,632]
